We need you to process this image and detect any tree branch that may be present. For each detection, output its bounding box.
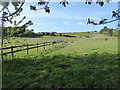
[0,2,25,18]
[95,19,118,25]
[0,2,9,13]
[6,7,11,16]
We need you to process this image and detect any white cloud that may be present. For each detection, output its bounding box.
[63,22,70,25]
[78,22,85,25]
[51,25,58,29]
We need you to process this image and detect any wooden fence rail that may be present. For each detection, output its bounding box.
[0,39,73,57]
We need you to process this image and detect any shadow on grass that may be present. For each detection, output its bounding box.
[3,53,119,88]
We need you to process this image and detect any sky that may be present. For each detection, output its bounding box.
[6,1,118,33]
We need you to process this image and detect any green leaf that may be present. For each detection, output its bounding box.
[99,1,104,6]
[38,1,45,5]
[45,6,50,13]
[45,8,50,13]
[0,2,9,6]
[12,2,19,6]
[88,2,92,4]
[14,21,17,26]
[16,13,20,16]
[30,5,36,10]
[15,6,19,10]
[60,1,68,7]
[18,8,23,13]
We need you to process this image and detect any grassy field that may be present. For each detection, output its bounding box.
[61,32,112,38]
[2,33,119,88]
[3,36,73,47]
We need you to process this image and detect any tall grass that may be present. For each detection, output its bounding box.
[3,53,119,88]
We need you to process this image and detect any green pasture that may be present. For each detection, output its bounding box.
[3,36,73,47]
[62,32,112,38]
[2,35,117,59]
[2,34,119,88]
[46,38,118,56]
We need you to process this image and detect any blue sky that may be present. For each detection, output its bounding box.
[7,2,118,33]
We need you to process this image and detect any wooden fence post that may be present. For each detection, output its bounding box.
[44,42,45,50]
[52,41,54,47]
[1,48,3,60]
[11,46,14,58]
[27,44,29,55]
[37,43,38,52]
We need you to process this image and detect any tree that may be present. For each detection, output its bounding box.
[50,32,56,36]
[0,1,32,49]
[41,32,45,35]
[59,33,62,36]
[6,16,33,37]
[100,26,115,36]
[0,1,25,24]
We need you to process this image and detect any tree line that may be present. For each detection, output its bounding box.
[4,26,118,38]
[3,27,77,38]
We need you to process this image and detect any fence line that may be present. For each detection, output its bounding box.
[0,39,75,57]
